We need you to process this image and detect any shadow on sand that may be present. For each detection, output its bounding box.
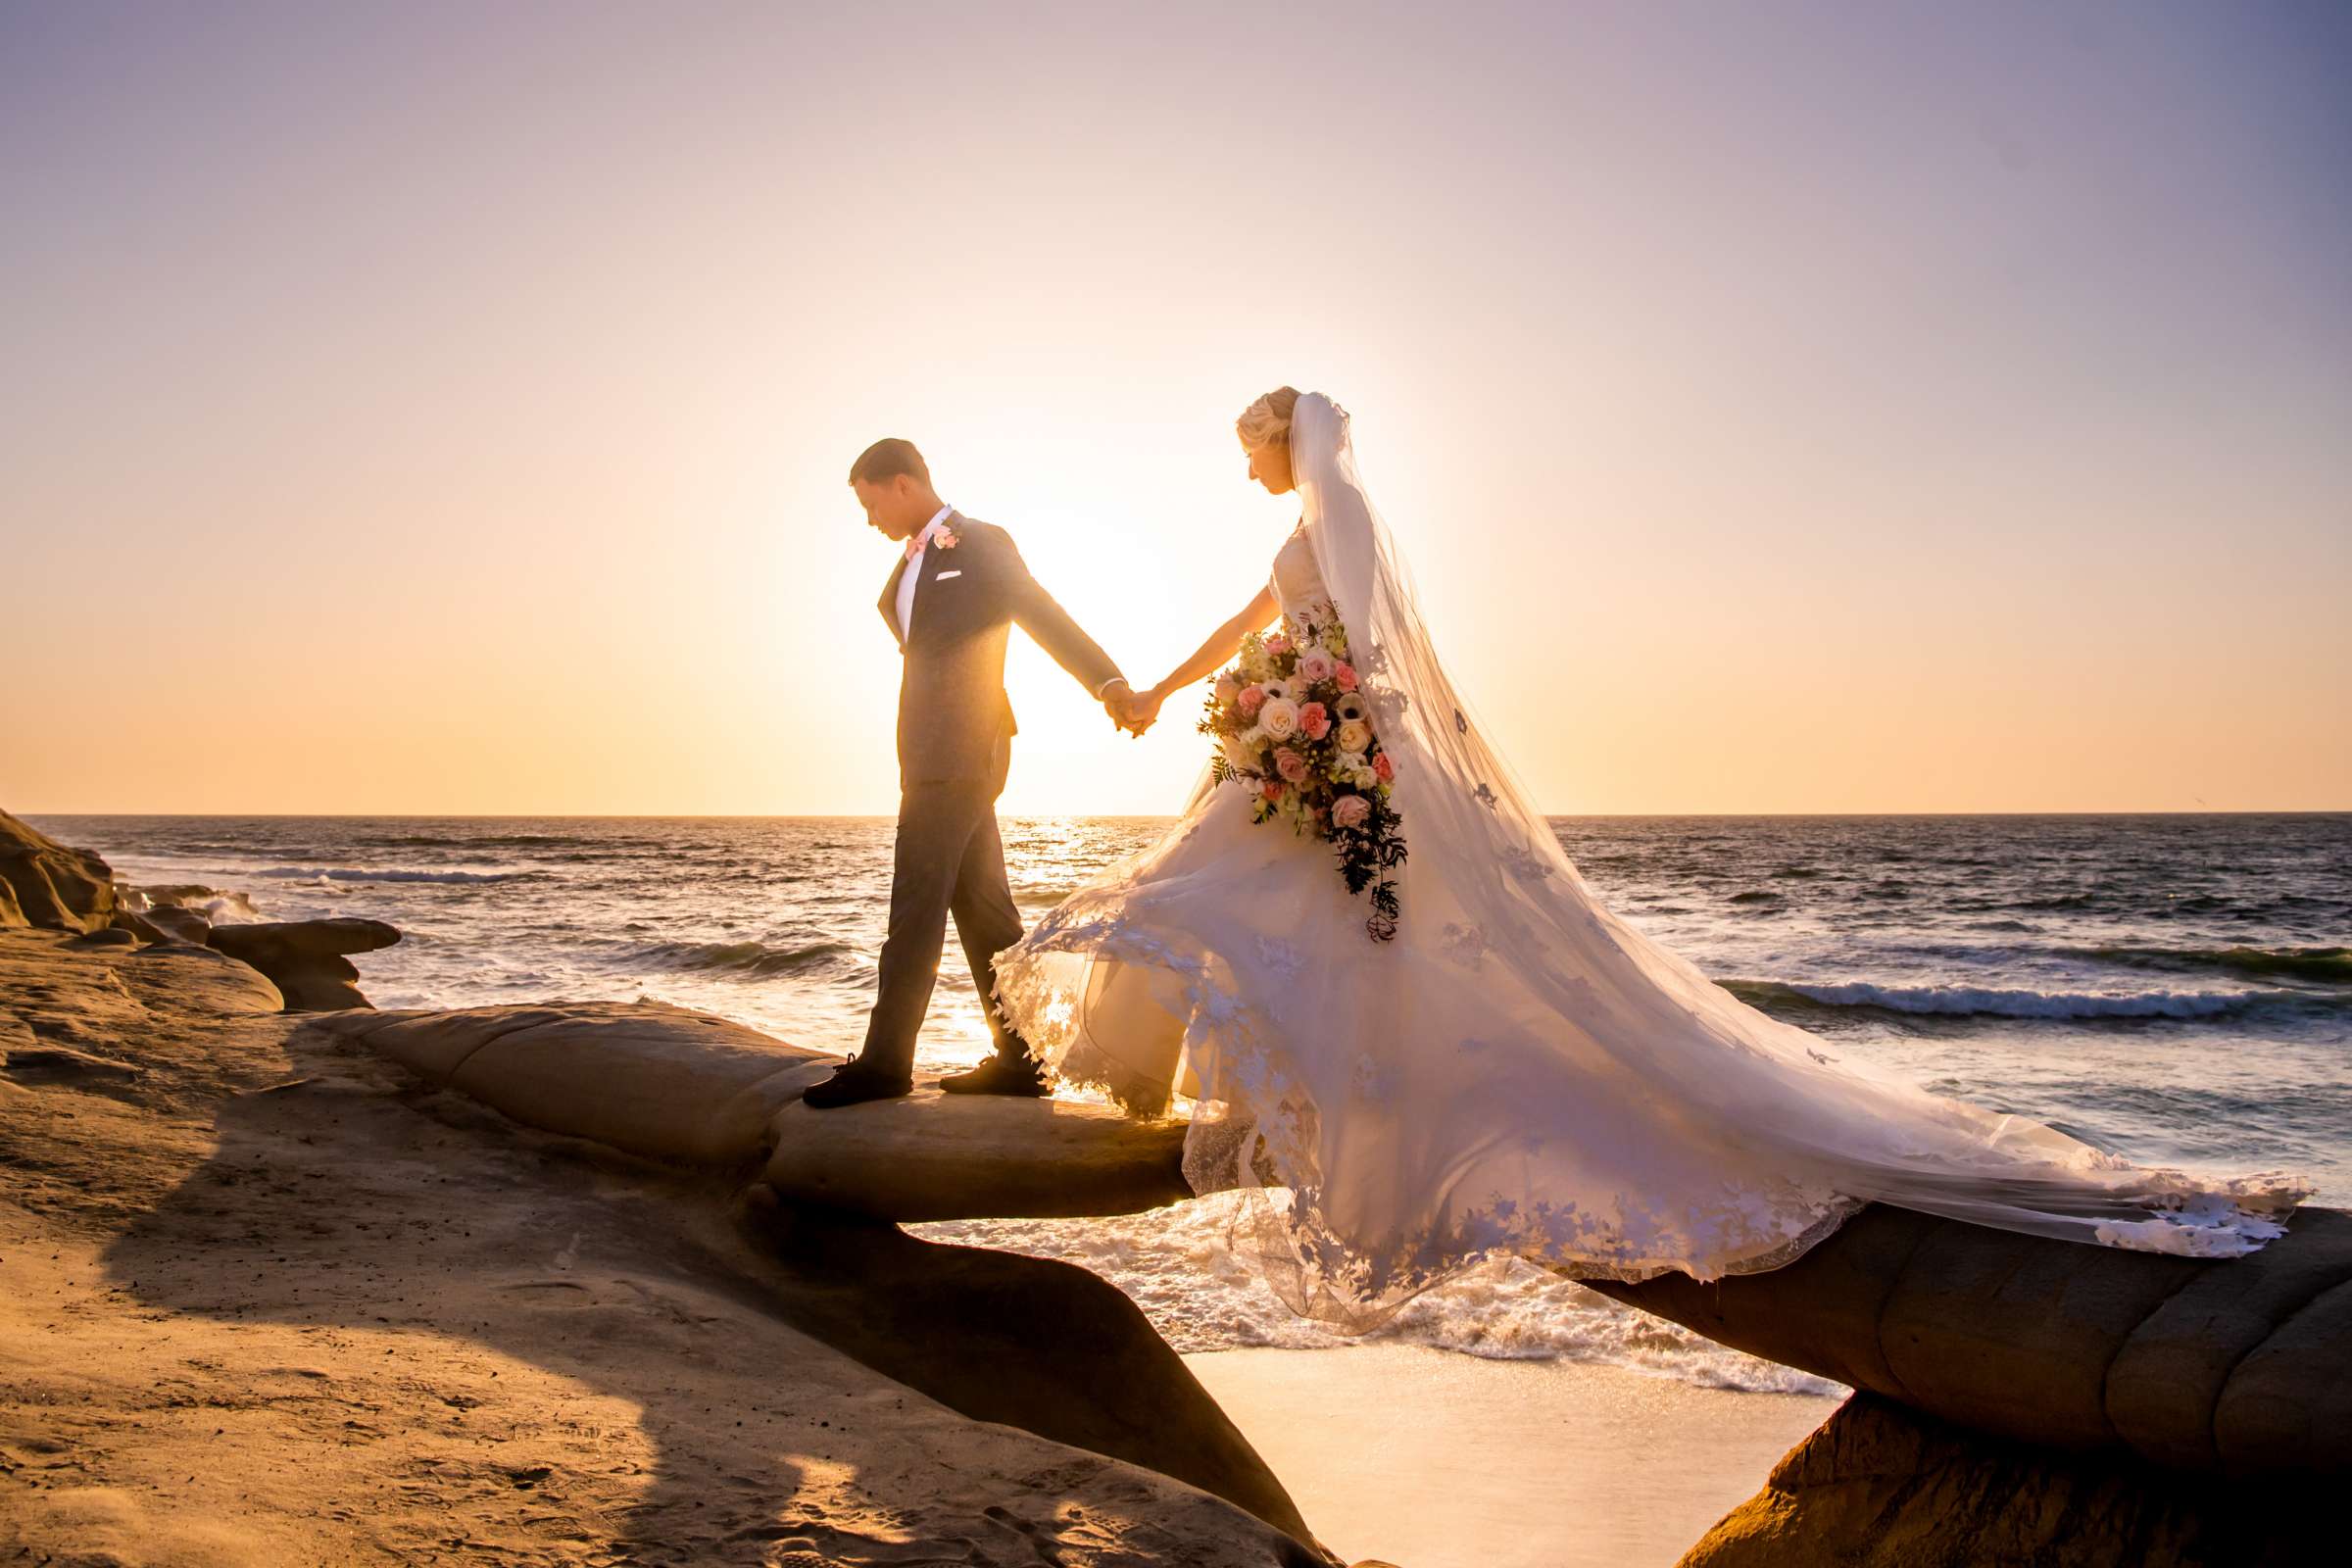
[101,1051,1321,1565]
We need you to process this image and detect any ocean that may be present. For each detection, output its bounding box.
[35,811,2349,1396]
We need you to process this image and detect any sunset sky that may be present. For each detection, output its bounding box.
[5,2,2347,815]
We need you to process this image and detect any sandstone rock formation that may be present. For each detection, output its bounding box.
[313,1001,839,1165]
[1,929,1328,1566]
[318,1004,1197,1221]
[764,1083,1192,1220]
[139,904,213,945]
[0,808,117,933]
[748,1195,1316,1543]
[1679,1393,2324,1567]
[207,916,401,1010]
[1585,1201,2351,1479]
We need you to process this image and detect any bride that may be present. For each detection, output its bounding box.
[992,387,2306,1325]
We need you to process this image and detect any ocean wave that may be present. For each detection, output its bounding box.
[1723,978,2317,1020]
[249,865,537,885]
[2064,944,2352,986]
[620,938,857,979]
[122,883,264,921]
[352,832,668,852]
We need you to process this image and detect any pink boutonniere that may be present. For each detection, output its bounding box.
[934,526,958,550]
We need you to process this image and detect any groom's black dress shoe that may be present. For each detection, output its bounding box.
[801,1057,914,1110]
[939,1054,1050,1098]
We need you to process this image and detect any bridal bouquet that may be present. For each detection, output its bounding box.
[1200,600,1407,941]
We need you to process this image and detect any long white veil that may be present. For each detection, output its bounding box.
[1000,392,2307,1330]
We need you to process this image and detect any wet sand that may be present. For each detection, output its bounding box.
[1186,1345,1838,1568]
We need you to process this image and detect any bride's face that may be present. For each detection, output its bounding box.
[1245,438,1295,496]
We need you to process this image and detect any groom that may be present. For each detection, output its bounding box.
[802,437,1137,1110]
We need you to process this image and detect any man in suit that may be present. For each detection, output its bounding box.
[802,437,1137,1109]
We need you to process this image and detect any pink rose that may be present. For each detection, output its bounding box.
[1263,632,1292,658]
[935,528,958,550]
[1260,778,1285,803]
[1213,675,1241,705]
[1332,794,1370,829]
[1373,751,1396,783]
[1297,647,1335,683]
[1297,701,1330,741]
[1237,685,1266,717]
[1334,662,1358,692]
[1274,748,1309,784]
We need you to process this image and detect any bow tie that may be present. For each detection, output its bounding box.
[904,531,928,562]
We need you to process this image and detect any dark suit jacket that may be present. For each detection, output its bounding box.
[879,513,1123,786]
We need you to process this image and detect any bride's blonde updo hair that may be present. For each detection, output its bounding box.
[1236,385,1301,451]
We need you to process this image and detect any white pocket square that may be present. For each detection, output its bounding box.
[935,569,962,580]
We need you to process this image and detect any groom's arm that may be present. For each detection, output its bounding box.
[994,530,1126,701]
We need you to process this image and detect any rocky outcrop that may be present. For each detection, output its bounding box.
[749,1196,1317,1544]
[139,904,213,945]
[764,1082,1192,1220]
[207,916,400,1010]
[2,931,1328,1566]
[1586,1201,2352,1476]
[0,809,117,933]
[1679,1393,2324,1567]
[311,1001,839,1165]
[318,1004,1195,1219]
[301,999,1322,1546]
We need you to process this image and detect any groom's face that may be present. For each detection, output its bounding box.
[853,475,927,541]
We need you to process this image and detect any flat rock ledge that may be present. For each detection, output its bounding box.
[311,1001,838,1167]
[765,1084,1191,1221]
[311,1002,1191,1220]
[208,916,402,1011]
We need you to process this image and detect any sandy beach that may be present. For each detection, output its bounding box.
[1187,1348,1837,1568]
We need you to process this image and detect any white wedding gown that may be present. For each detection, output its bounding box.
[994,393,2306,1327]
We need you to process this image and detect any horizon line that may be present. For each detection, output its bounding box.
[17,808,2351,821]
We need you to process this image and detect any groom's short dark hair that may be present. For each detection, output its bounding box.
[850,437,930,487]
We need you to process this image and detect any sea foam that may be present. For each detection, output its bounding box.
[249,865,535,885]
[1725,978,2293,1019]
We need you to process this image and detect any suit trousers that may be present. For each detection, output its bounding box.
[858,739,1028,1078]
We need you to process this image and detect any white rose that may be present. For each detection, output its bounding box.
[1352,765,1378,789]
[1259,699,1301,742]
[1335,718,1373,753]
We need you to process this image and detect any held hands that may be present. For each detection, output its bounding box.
[1101,680,1164,739]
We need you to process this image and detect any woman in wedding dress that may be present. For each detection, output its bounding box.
[992,387,2306,1326]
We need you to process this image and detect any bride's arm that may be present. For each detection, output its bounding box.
[1124,586,1278,731]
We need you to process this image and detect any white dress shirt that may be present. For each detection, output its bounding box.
[895,505,955,641]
